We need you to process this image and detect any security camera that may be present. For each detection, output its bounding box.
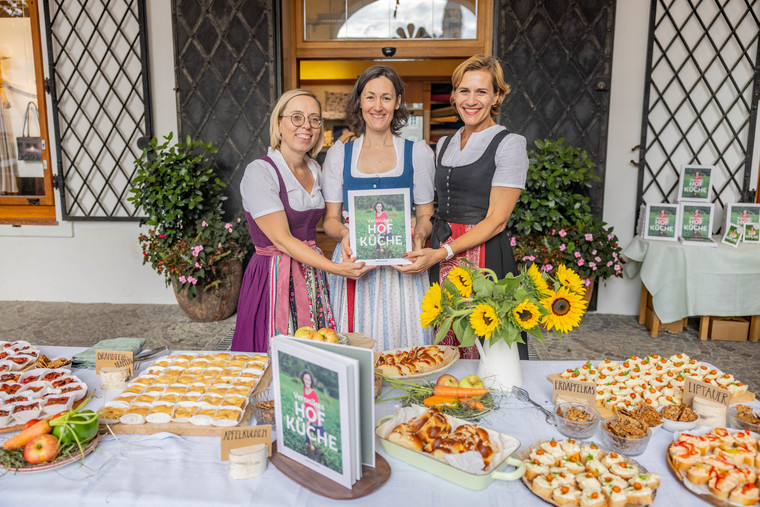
[382,47,396,57]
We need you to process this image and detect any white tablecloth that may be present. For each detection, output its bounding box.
[2,346,756,506]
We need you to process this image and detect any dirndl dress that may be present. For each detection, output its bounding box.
[328,139,433,351]
[231,156,335,353]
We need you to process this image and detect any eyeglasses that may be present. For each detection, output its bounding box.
[280,113,322,129]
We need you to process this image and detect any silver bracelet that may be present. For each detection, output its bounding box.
[442,244,455,260]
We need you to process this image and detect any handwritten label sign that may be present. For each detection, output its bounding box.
[683,377,730,407]
[552,377,596,405]
[95,350,133,375]
[221,425,272,461]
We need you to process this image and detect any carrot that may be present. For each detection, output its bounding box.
[1,419,52,450]
[423,395,459,408]
[463,399,487,410]
[432,385,489,399]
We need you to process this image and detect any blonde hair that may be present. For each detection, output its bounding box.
[450,55,510,118]
[269,89,325,158]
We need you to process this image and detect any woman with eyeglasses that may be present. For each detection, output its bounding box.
[231,89,373,353]
[322,65,435,351]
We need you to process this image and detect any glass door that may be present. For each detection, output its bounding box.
[0,0,56,224]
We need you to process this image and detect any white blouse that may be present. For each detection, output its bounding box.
[435,125,528,189]
[322,135,436,205]
[240,148,326,219]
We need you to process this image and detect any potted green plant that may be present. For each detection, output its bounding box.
[507,139,624,296]
[129,133,252,321]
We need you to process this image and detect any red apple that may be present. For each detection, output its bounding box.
[23,434,60,464]
[458,374,486,400]
[293,326,317,340]
[436,374,459,387]
[316,327,339,344]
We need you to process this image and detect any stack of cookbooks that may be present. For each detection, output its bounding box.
[270,336,375,489]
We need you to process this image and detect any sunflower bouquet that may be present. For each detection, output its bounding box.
[420,262,589,348]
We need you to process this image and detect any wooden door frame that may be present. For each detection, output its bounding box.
[0,0,56,225]
[282,0,493,89]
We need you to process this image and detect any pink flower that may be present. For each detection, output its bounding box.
[559,229,567,238]
[192,245,204,257]
[225,222,232,231]
[551,229,556,235]
[589,262,597,270]
[201,221,208,227]
[237,218,241,223]
[178,275,187,283]
[188,276,198,285]
[559,244,566,251]
[542,264,553,272]
[595,256,601,262]
[583,279,591,287]
[592,250,597,255]
[607,261,613,267]
[522,255,536,262]
[510,237,516,247]
[608,233,615,239]
[195,262,201,268]
[574,251,581,258]
[159,234,165,239]
[585,233,594,241]
[577,259,585,266]
[218,243,223,248]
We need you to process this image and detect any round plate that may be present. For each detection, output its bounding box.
[375,345,459,379]
[2,435,98,473]
[517,439,655,507]
[666,427,760,507]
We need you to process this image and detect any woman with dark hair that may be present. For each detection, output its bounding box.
[399,55,529,360]
[322,65,435,351]
[231,89,372,353]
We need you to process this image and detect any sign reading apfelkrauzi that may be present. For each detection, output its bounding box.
[683,377,730,407]
[95,350,133,375]
[552,377,596,405]
[220,425,271,461]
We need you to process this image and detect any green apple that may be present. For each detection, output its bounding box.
[436,374,459,387]
[458,374,486,400]
[293,326,317,340]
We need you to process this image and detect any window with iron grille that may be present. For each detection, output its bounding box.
[43,0,153,219]
[636,0,760,224]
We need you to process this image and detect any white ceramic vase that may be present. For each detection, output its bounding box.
[475,338,523,390]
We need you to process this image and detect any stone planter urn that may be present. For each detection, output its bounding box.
[172,259,243,322]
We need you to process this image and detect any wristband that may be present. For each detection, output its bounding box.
[442,244,455,260]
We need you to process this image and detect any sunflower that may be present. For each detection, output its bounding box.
[527,263,551,295]
[540,286,587,334]
[556,264,586,296]
[469,303,499,339]
[420,283,445,328]
[512,300,541,329]
[448,266,473,297]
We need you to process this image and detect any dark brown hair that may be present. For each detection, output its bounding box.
[345,65,409,136]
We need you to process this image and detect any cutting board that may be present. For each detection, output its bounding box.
[105,365,272,436]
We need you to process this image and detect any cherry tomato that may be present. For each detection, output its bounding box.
[22,419,41,430]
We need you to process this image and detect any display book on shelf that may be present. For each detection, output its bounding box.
[270,335,375,489]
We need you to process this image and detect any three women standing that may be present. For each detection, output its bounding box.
[231,89,372,353]
[322,65,436,351]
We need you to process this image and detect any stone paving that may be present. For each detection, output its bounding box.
[1,301,758,393]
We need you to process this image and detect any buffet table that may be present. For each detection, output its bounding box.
[2,345,757,506]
